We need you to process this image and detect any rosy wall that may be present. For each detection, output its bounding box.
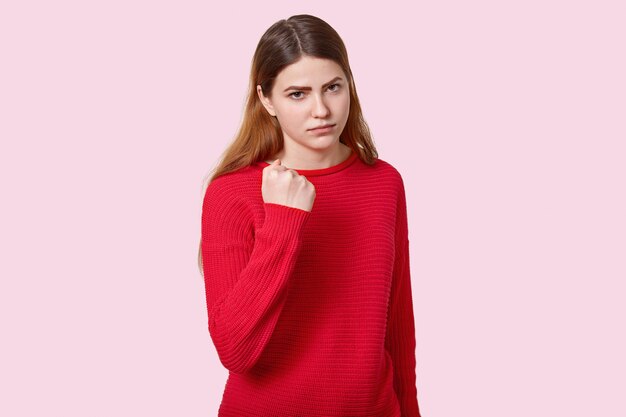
[1,1,624,416]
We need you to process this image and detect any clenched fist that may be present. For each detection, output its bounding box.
[262,159,316,212]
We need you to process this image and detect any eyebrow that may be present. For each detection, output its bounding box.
[283,76,343,93]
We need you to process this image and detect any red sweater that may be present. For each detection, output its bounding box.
[201,150,422,416]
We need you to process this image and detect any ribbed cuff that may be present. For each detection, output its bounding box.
[261,202,311,239]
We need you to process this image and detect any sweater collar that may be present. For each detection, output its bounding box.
[256,150,358,177]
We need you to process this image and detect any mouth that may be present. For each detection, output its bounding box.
[308,123,335,131]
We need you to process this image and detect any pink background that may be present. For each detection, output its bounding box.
[2,1,624,416]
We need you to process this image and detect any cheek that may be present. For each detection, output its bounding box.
[283,106,308,124]
[334,98,350,128]
[336,94,350,116]
[275,103,294,119]
[276,105,308,132]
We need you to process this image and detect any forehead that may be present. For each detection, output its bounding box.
[274,56,344,85]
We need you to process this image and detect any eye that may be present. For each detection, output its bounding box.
[288,84,341,100]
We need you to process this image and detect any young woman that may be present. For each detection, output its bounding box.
[199,14,423,417]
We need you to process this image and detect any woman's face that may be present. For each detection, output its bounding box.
[257,56,350,153]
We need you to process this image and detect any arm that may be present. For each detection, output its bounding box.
[385,174,422,417]
[201,178,310,374]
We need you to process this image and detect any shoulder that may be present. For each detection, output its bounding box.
[204,164,260,198]
[202,165,259,219]
[366,157,410,220]
[201,168,257,244]
[365,156,406,192]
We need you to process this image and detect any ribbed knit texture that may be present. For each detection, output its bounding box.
[201,150,422,417]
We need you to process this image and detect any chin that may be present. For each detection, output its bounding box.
[312,135,340,146]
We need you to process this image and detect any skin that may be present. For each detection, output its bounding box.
[256,55,352,170]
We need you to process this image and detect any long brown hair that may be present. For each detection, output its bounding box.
[198,14,378,276]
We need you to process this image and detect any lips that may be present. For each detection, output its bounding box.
[309,124,335,131]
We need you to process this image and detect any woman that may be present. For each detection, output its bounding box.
[199,14,423,417]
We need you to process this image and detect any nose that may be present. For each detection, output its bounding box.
[311,93,330,118]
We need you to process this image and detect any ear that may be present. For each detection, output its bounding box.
[257,85,277,117]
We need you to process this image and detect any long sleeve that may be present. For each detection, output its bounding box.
[385,176,422,417]
[201,179,311,374]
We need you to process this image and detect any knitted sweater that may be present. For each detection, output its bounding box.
[201,150,422,417]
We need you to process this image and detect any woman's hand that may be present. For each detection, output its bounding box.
[262,159,316,212]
